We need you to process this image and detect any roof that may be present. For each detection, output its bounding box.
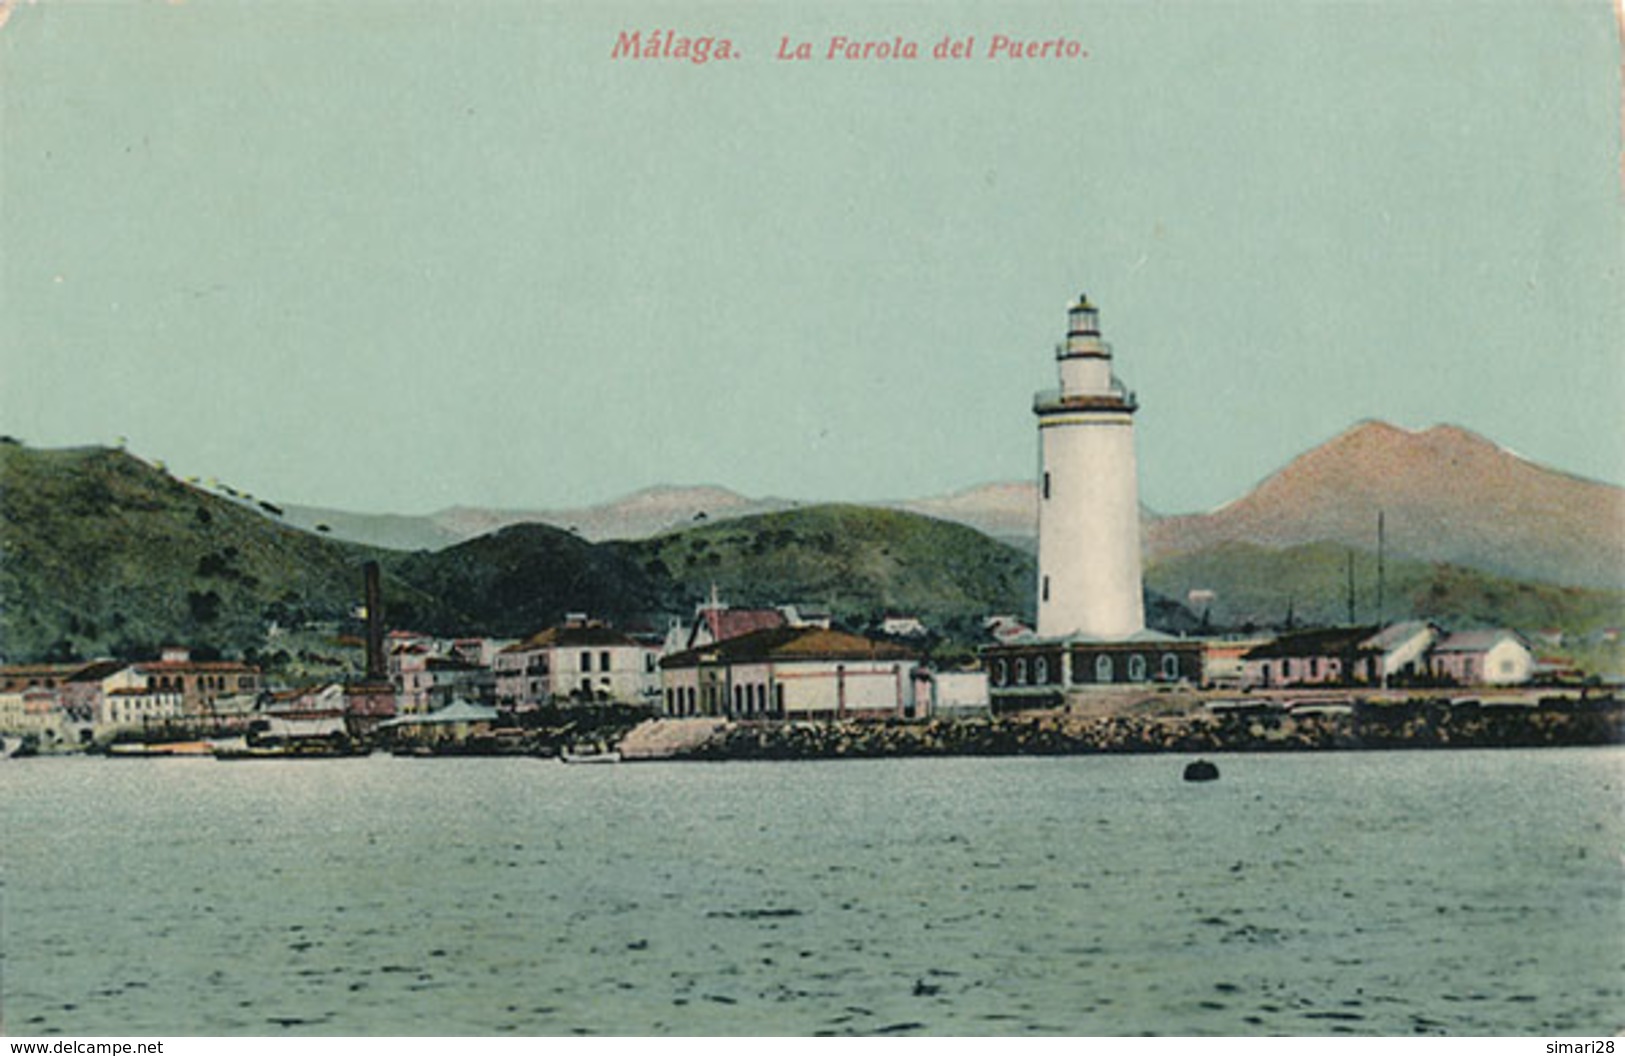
[66,660,131,683]
[377,698,499,728]
[1243,626,1382,661]
[499,623,640,653]
[663,626,918,669]
[426,656,485,672]
[694,608,787,647]
[135,660,258,674]
[1362,620,1436,652]
[0,663,85,684]
[1433,629,1527,655]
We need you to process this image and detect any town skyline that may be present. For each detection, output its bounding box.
[2,3,1620,518]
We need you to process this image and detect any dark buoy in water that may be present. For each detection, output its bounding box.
[1183,759,1219,782]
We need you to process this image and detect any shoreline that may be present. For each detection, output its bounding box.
[669,698,1625,761]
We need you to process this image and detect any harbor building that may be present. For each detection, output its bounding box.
[660,626,920,721]
[986,293,1201,711]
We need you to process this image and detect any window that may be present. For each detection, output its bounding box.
[1095,654,1113,682]
[600,651,612,672]
[1043,472,1051,500]
[1015,658,1028,685]
[1160,653,1180,680]
[1042,576,1050,602]
[580,651,592,672]
[775,684,785,716]
[1035,657,1048,683]
[1128,654,1147,682]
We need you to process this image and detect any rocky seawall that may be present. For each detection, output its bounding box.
[673,698,1625,761]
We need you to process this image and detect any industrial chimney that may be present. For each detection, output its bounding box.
[363,560,385,681]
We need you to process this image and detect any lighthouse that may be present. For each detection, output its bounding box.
[1034,293,1145,640]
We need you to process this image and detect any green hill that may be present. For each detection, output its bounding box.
[383,523,666,637]
[1147,540,1625,635]
[612,504,1037,641]
[0,442,439,661]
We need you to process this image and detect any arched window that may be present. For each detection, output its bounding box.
[1015,658,1028,685]
[1160,653,1180,681]
[1128,654,1147,682]
[1095,654,1113,682]
[992,659,1007,687]
[1035,657,1048,683]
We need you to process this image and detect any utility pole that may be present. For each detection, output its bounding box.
[1376,511,1386,628]
[1346,550,1356,625]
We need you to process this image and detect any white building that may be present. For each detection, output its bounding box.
[0,687,68,738]
[660,626,920,721]
[1429,630,1535,687]
[911,669,990,718]
[494,618,661,708]
[1362,621,1439,682]
[1034,293,1145,640]
[99,685,184,731]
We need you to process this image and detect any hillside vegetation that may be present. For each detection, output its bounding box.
[0,442,440,661]
[1147,541,1625,634]
[613,504,1037,640]
[382,523,666,637]
[3,441,1619,666]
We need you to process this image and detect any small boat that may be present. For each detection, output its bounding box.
[559,749,622,765]
[213,742,369,760]
[1183,759,1220,782]
[107,740,217,758]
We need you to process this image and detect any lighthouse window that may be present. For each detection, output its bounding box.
[1043,472,1051,500]
[1128,654,1147,682]
[1042,576,1050,602]
[1095,654,1114,682]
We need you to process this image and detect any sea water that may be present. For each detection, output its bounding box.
[1,748,1620,1035]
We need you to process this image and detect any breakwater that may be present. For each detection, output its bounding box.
[675,698,1625,760]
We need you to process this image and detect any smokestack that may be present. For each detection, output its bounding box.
[364,561,385,681]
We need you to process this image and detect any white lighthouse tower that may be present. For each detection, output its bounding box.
[1034,293,1145,640]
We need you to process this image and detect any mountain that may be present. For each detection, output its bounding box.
[281,486,799,550]
[1147,421,1625,591]
[277,504,468,553]
[6,429,1620,665]
[272,421,1625,602]
[0,442,444,662]
[0,441,1050,659]
[890,482,1038,549]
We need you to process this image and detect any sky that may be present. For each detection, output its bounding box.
[2,1,1620,517]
